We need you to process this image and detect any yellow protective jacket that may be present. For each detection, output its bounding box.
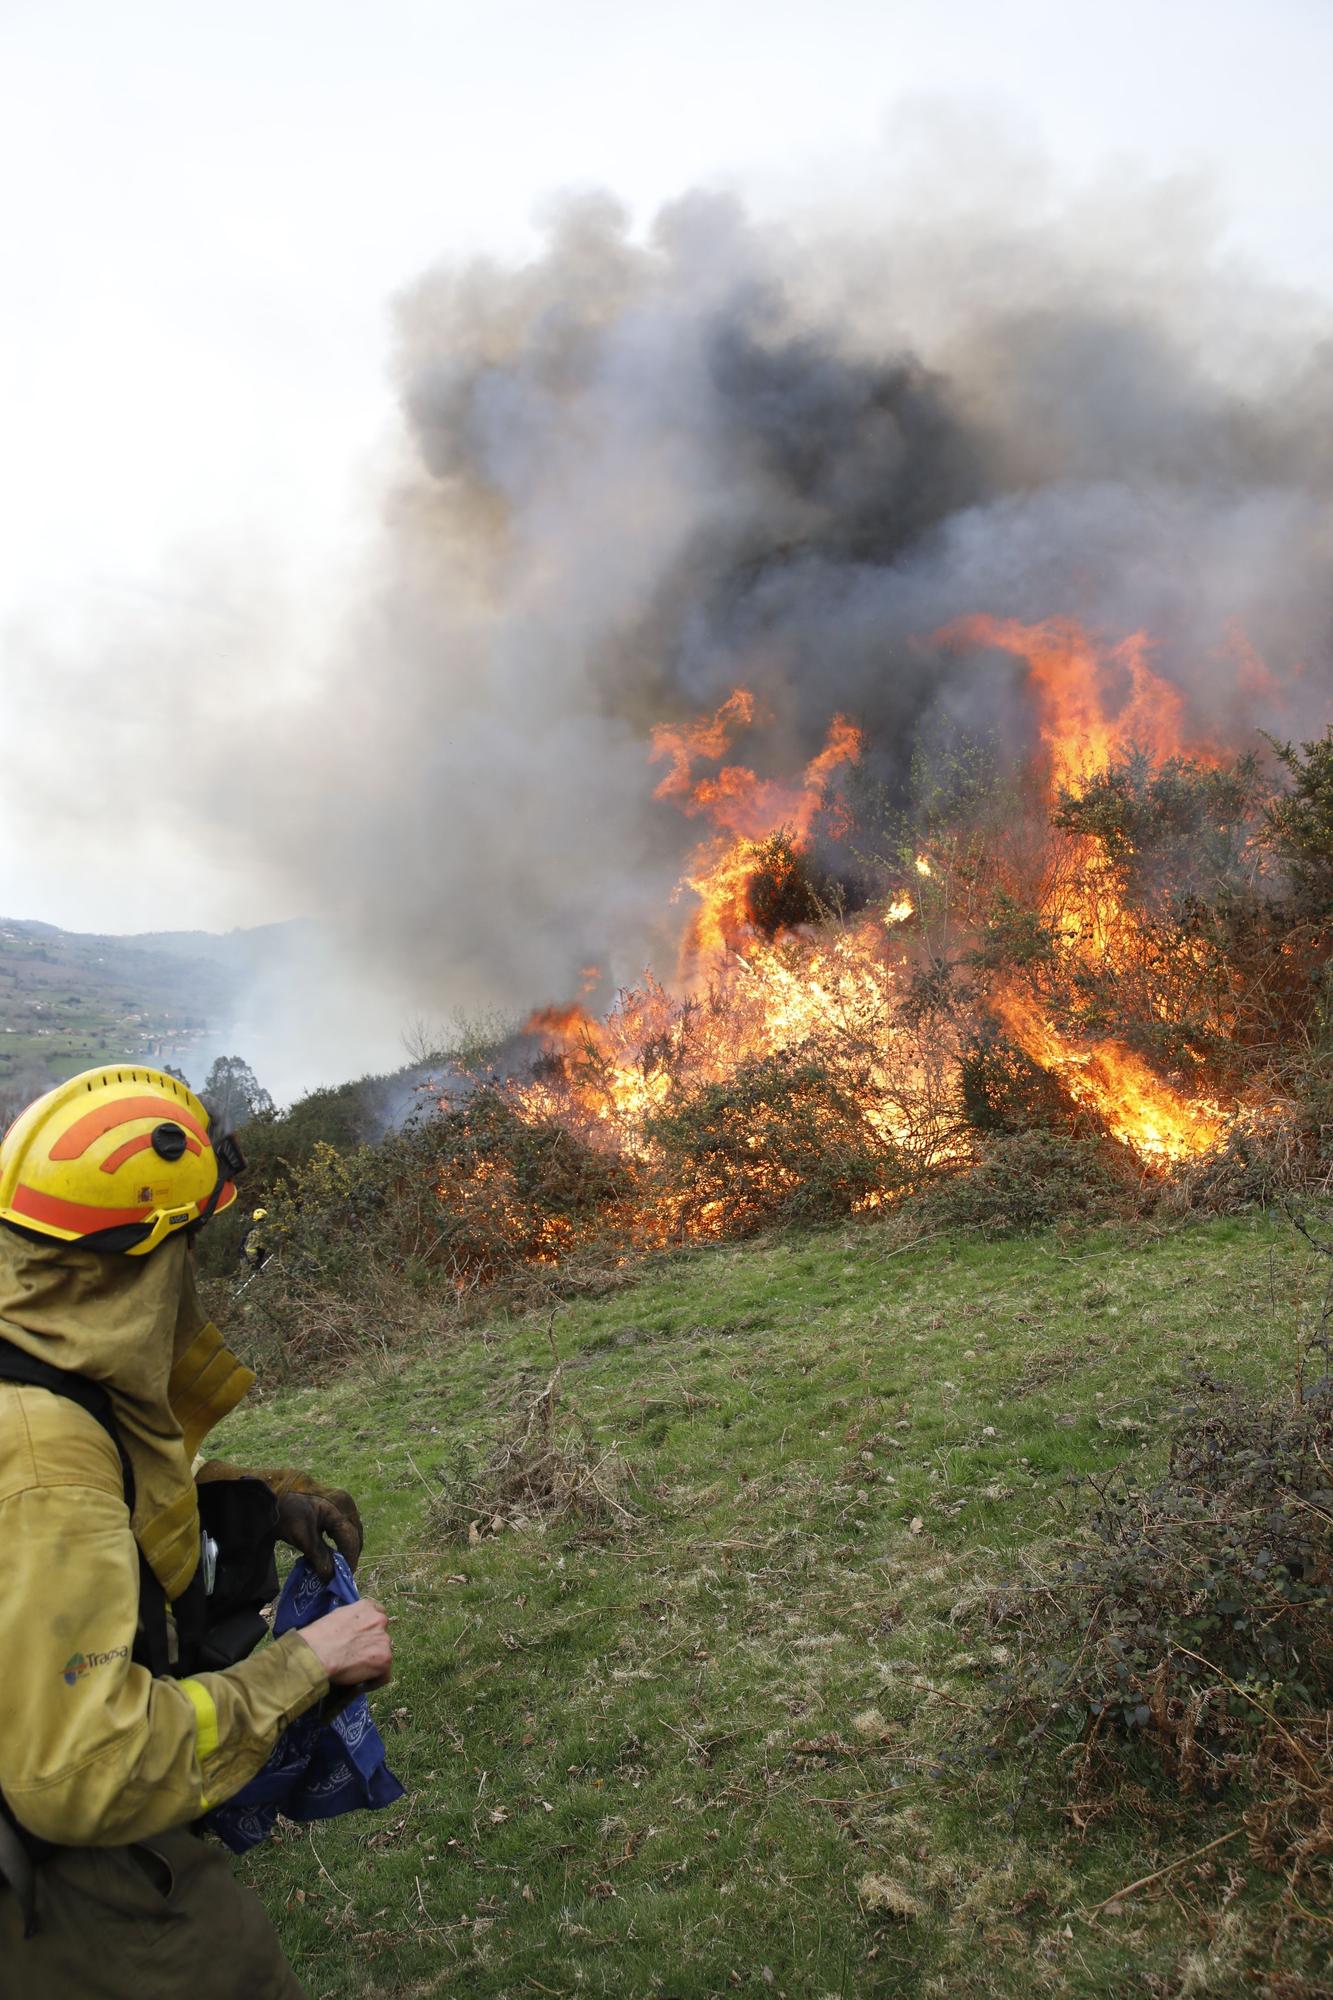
[0,1234,329,1848]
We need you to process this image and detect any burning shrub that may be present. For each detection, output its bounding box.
[966,894,1061,975]
[1036,747,1331,1094]
[1051,750,1265,894]
[957,1030,1089,1136]
[439,645,1331,1277]
[645,1052,908,1237]
[1161,1111,1329,1217]
[222,644,1333,1344]
[745,830,824,937]
[426,1089,639,1285]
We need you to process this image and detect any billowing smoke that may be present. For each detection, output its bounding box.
[7,151,1333,1092]
[293,178,1330,1016]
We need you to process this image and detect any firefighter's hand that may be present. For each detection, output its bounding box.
[275,1489,363,1583]
[299,1599,393,1688]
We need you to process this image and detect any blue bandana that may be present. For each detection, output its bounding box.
[205,1555,405,1855]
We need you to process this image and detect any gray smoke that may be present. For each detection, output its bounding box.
[7,153,1333,1090]
[291,180,1330,1013]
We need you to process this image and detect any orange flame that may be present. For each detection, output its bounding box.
[469,615,1270,1274]
[650,688,757,800]
[942,615,1211,790]
[940,616,1234,1156]
[991,987,1224,1163]
[671,703,863,973]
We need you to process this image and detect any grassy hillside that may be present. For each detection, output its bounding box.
[213,1215,1329,1999]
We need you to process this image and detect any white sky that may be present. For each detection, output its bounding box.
[2,0,1331,935]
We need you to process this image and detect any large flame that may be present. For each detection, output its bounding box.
[452,614,1273,1262]
[942,615,1207,792]
[944,617,1226,1159]
[660,704,863,972]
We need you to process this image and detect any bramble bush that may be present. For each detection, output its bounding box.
[916,1128,1139,1237]
[644,1052,910,1237]
[976,1216,1333,1918]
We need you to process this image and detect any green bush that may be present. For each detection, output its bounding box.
[979,1333,1333,1912]
[1267,726,1333,914]
[208,1137,428,1377]
[210,1094,640,1376]
[917,1128,1136,1236]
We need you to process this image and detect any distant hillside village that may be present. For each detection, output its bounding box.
[0,919,257,1123]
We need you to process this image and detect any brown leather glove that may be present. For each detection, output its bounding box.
[196,1461,364,1581]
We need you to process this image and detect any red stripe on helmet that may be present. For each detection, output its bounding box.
[11,1184,155,1234]
[100,1131,203,1177]
[49,1097,210,1162]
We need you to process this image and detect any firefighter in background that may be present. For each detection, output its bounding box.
[241,1205,270,1274]
[0,1068,391,1997]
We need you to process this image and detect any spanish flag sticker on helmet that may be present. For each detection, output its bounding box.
[0,1067,240,1255]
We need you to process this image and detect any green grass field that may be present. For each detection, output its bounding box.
[212,1215,1330,1999]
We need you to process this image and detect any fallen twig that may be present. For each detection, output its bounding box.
[1086,1828,1242,1917]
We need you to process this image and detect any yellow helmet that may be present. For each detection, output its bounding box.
[0,1066,243,1256]
[251,1208,268,1223]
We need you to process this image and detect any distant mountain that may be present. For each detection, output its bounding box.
[127,920,316,970]
[0,916,307,1115]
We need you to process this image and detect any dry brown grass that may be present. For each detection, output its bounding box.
[428,1327,638,1543]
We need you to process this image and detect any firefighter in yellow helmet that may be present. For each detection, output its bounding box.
[241,1205,270,1274]
[0,1068,392,1998]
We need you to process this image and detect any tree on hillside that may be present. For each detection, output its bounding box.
[202,1055,273,1132]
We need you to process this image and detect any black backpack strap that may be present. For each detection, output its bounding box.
[0,1338,171,1675]
[0,1803,41,1938]
[0,1338,190,1935]
[0,1338,133,1498]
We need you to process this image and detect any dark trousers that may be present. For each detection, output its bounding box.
[0,1827,306,1999]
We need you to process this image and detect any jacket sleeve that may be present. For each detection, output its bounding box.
[0,1394,329,1847]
